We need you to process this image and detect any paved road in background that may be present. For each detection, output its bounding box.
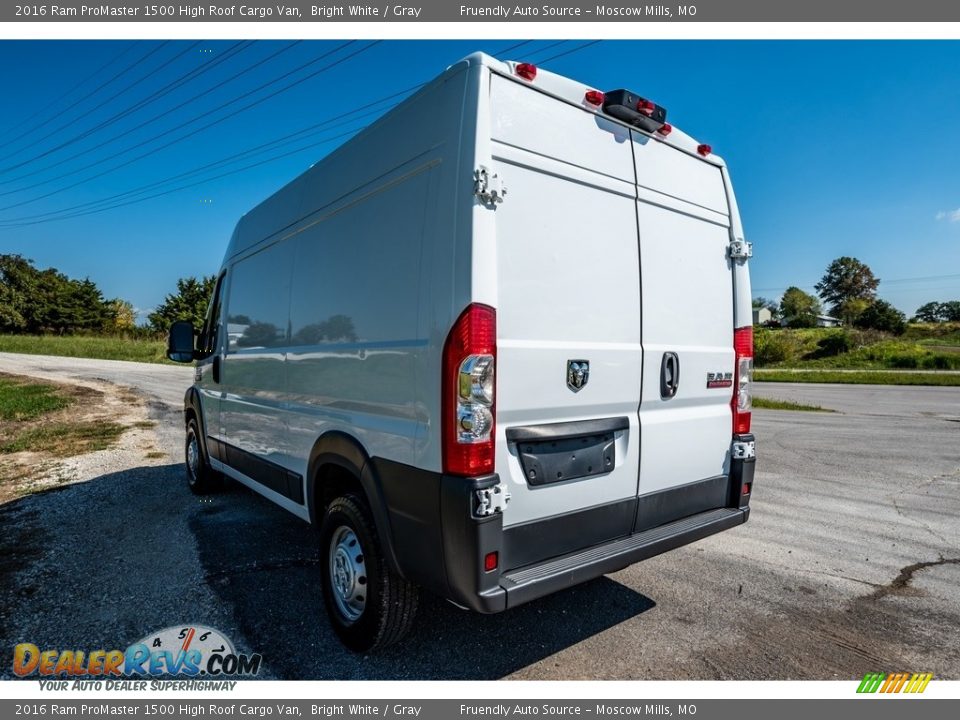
[1,354,958,680]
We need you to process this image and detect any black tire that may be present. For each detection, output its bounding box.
[184,418,222,495]
[319,493,419,652]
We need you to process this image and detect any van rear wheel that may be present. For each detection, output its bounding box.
[319,494,419,652]
[185,418,222,495]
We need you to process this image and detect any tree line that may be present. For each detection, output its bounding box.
[754,256,958,335]
[0,254,214,337]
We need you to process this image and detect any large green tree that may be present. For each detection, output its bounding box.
[913,301,944,323]
[0,254,114,334]
[779,286,821,328]
[814,256,879,323]
[910,300,960,323]
[941,301,960,322]
[854,299,907,335]
[106,299,137,331]
[147,275,216,334]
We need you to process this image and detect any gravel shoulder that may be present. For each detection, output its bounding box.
[0,373,166,504]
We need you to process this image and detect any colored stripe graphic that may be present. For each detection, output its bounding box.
[857,672,932,693]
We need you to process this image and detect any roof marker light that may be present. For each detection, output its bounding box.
[697,144,712,157]
[584,90,604,106]
[657,123,673,137]
[515,63,537,81]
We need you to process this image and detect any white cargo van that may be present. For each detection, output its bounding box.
[167,52,757,652]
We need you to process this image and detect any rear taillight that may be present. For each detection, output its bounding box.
[442,304,496,476]
[732,326,753,434]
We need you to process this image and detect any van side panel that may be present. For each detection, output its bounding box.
[216,62,472,518]
[283,163,437,469]
[219,239,295,477]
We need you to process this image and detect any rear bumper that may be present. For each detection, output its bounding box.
[500,506,748,609]
[370,433,755,614]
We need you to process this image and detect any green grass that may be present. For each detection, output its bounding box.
[0,375,72,421]
[0,334,169,364]
[752,397,834,412]
[754,324,960,376]
[0,420,126,456]
[756,369,960,386]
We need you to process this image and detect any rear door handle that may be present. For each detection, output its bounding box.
[660,352,680,399]
[212,355,222,384]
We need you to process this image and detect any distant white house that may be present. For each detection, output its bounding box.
[753,307,773,325]
[779,314,841,328]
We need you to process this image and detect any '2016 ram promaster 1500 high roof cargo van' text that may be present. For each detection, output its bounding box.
[167,52,757,652]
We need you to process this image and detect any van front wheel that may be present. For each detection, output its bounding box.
[319,494,419,652]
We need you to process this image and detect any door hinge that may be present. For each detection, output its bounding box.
[474,483,511,518]
[474,166,506,206]
[728,238,753,260]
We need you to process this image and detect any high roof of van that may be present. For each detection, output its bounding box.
[226,51,726,262]
[456,52,725,167]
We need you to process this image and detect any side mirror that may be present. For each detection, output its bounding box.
[167,320,196,363]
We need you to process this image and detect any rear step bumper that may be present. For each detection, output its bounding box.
[499,506,748,609]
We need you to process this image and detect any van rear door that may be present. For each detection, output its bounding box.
[631,134,735,523]
[489,74,643,560]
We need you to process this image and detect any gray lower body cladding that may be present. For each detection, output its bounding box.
[371,438,754,613]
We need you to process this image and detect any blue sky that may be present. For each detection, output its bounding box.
[0,40,958,320]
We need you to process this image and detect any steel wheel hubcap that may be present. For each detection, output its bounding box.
[186,433,200,482]
[329,526,366,622]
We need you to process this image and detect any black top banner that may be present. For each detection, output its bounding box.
[4,1,960,22]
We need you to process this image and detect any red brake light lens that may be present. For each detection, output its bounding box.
[637,99,656,116]
[442,304,497,476]
[657,123,673,137]
[697,144,712,157]
[515,63,537,81]
[585,90,605,106]
[732,326,754,435]
[484,551,499,572]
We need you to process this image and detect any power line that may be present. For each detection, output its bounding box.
[0,40,552,208]
[0,41,253,183]
[0,39,597,229]
[0,41,373,213]
[537,40,603,64]
[0,42,204,175]
[0,41,137,138]
[0,41,298,197]
[522,40,570,60]
[0,127,368,229]
[495,40,535,55]
[0,86,419,226]
[0,42,173,167]
[0,41,253,188]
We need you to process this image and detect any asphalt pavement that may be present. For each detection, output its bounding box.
[1,352,957,680]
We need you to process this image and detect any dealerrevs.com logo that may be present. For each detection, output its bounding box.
[13,625,262,680]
